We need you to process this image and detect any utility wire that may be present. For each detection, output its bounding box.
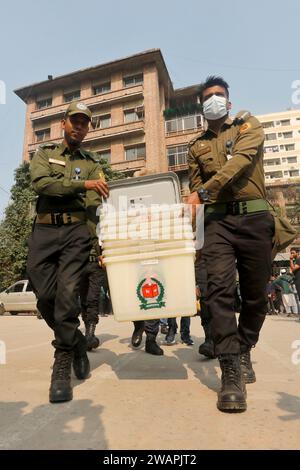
[168,53,300,73]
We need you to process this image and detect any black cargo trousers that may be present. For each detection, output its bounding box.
[27,222,91,352]
[80,261,108,325]
[202,211,274,356]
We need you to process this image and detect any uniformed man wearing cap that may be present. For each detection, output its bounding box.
[27,101,109,403]
[187,76,274,413]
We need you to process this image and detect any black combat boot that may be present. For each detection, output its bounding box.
[73,338,90,380]
[165,325,177,345]
[49,350,73,403]
[217,354,247,412]
[198,323,216,359]
[85,322,100,351]
[145,333,164,356]
[240,349,256,384]
[131,321,144,348]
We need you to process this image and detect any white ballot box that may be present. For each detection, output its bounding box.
[100,172,202,322]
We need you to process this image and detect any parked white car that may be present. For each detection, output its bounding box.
[0,280,40,316]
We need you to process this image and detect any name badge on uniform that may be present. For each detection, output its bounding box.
[49,158,66,166]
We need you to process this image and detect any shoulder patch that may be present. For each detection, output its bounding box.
[239,122,251,133]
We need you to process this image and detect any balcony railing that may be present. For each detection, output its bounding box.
[30,85,144,122]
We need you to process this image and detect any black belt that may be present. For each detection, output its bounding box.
[36,212,86,226]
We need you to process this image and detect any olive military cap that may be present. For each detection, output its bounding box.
[64,101,92,121]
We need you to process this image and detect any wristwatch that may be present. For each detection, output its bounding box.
[197,188,209,202]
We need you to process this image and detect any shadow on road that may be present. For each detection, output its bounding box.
[0,399,107,450]
[173,347,220,392]
[86,346,188,380]
[83,332,220,387]
[276,392,300,421]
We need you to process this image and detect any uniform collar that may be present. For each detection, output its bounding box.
[58,141,86,158]
[204,115,233,137]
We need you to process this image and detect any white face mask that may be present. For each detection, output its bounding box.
[202,95,228,121]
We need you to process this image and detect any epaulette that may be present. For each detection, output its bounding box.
[233,110,251,125]
[40,142,59,149]
[188,130,205,148]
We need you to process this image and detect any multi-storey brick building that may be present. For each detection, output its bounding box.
[14,48,299,244]
[14,49,203,196]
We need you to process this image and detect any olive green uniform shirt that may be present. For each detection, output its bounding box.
[188,111,266,203]
[30,142,103,254]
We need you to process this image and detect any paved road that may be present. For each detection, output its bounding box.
[0,314,300,450]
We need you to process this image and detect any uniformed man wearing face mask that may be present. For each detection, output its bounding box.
[187,76,274,413]
[27,102,109,403]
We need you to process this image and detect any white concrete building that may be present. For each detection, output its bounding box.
[257,109,300,184]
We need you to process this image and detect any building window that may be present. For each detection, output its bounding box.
[167,145,188,166]
[287,156,297,163]
[284,144,295,151]
[265,133,277,141]
[282,131,293,139]
[165,114,203,133]
[123,73,143,87]
[265,171,283,179]
[35,128,50,142]
[92,114,111,129]
[280,119,290,126]
[63,90,81,103]
[290,170,299,177]
[93,82,111,95]
[97,149,111,163]
[36,97,52,109]
[262,121,274,128]
[264,145,279,153]
[125,144,146,161]
[263,158,281,166]
[124,106,144,123]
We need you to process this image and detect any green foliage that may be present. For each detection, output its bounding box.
[98,157,124,181]
[0,163,36,291]
[163,103,202,119]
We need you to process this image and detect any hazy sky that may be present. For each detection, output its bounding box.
[1,0,300,217]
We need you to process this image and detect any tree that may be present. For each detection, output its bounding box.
[97,157,123,181]
[0,163,36,291]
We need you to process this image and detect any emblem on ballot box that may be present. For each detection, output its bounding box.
[137,277,165,310]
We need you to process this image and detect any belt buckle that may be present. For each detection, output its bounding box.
[227,202,240,215]
[53,213,64,226]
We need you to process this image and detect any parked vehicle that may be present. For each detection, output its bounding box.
[0,280,40,316]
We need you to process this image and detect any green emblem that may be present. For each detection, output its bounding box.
[137,277,165,310]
